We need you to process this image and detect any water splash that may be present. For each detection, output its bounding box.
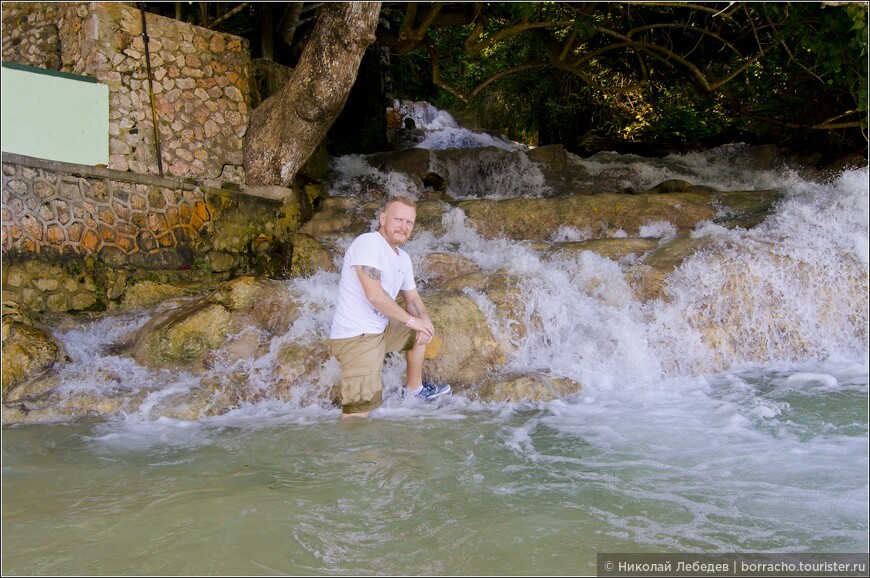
[394,100,525,151]
[430,148,550,198]
[329,154,423,200]
[34,159,867,423]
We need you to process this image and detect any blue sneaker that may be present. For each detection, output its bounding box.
[414,382,451,401]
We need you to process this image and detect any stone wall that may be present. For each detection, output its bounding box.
[0,2,62,70]
[1,153,309,313]
[2,1,250,182]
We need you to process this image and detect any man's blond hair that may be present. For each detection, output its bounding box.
[384,196,416,211]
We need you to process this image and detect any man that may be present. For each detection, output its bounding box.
[327,196,451,418]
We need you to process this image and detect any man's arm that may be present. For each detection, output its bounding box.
[401,288,435,344]
[355,266,434,339]
[401,288,431,325]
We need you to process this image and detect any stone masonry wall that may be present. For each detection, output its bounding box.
[2,153,307,313]
[0,2,62,70]
[2,1,250,183]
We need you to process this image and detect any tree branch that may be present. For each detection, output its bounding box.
[465,19,575,56]
[210,2,248,29]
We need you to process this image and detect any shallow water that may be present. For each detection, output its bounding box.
[2,362,867,575]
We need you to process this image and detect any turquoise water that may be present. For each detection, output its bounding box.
[2,363,867,575]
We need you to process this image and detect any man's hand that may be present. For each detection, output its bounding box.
[413,317,435,344]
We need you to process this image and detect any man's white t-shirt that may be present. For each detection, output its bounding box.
[329,231,416,339]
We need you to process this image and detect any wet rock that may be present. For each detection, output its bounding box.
[622,179,718,195]
[476,371,581,403]
[121,281,187,309]
[133,300,233,367]
[422,291,507,388]
[2,389,136,424]
[417,252,481,286]
[457,190,780,241]
[541,238,661,262]
[626,236,715,302]
[1,302,68,400]
[290,233,338,278]
[366,147,430,179]
[442,270,537,348]
[148,381,243,421]
[212,275,264,310]
[131,276,302,368]
[526,143,568,167]
[421,172,445,192]
[525,144,591,196]
[366,144,589,197]
[273,343,338,406]
[298,197,373,248]
[682,246,868,374]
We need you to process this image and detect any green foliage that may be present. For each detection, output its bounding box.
[390,1,867,152]
[782,2,867,108]
[193,257,212,275]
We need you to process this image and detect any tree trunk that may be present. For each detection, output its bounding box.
[244,2,381,189]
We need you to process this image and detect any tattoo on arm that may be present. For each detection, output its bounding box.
[411,301,422,316]
[362,266,381,281]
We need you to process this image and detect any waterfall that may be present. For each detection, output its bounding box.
[29,148,868,420]
[394,100,526,151]
[6,102,867,419]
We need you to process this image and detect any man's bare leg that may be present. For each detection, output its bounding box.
[405,338,426,391]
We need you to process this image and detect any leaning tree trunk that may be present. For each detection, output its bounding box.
[244,2,381,189]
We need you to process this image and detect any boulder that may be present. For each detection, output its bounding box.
[1,302,68,401]
[366,147,430,180]
[443,271,536,347]
[133,300,233,367]
[626,236,715,302]
[457,190,781,241]
[525,144,591,196]
[541,237,661,262]
[622,179,718,195]
[422,291,507,388]
[121,281,187,309]
[417,252,481,286]
[272,343,339,406]
[297,197,375,253]
[290,233,338,277]
[476,371,581,403]
[131,276,302,368]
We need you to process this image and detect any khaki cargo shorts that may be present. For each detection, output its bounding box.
[326,319,415,414]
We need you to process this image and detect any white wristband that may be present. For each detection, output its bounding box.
[406,316,415,328]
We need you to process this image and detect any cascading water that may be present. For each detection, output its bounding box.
[2,103,867,575]
[395,100,525,151]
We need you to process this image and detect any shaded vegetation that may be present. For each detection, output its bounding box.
[145,2,868,155]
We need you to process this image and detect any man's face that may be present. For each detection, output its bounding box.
[379,202,416,248]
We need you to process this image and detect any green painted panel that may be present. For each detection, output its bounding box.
[1,65,109,165]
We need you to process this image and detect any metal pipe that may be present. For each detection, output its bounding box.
[138,2,164,177]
